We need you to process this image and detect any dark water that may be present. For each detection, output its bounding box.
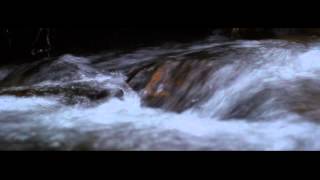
[1,35,320,150]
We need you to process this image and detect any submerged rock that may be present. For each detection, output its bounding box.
[0,81,125,105]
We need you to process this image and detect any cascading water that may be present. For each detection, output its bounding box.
[1,35,320,150]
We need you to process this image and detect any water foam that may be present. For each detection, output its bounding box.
[0,90,320,150]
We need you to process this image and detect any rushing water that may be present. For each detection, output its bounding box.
[1,35,320,150]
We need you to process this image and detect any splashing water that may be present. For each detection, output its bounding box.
[1,36,320,150]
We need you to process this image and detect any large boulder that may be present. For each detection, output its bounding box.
[127,58,222,112]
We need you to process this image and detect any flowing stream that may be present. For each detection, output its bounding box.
[1,35,320,150]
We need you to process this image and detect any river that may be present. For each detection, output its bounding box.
[1,34,320,150]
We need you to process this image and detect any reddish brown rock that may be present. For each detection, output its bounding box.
[127,59,221,112]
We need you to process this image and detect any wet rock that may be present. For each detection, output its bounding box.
[217,78,320,121]
[0,54,98,88]
[222,79,320,122]
[0,82,125,105]
[284,79,320,122]
[128,59,221,112]
[125,62,160,91]
[223,89,273,120]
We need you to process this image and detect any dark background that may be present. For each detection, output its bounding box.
[1,1,319,65]
[0,28,217,64]
[1,28,318,64]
